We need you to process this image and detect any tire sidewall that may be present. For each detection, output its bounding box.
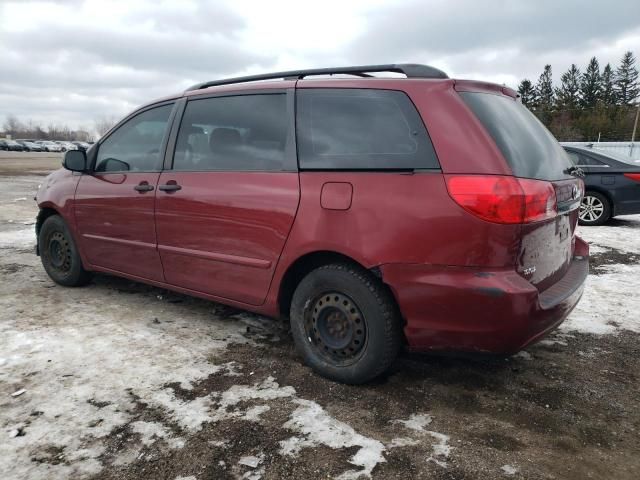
[580,191,611,226]
[39,215,89,286]
[290,265,399,384]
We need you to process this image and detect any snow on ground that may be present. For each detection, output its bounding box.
[564,263,640,334]
[576,215,639,253]
[281,399,386,480]
[0,234,447,479]
[0,290,250,479]
[0,227,35,248]
[1,170,639,479]
[564,215,640,335]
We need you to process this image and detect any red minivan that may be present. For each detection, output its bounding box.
[35,64,588,384]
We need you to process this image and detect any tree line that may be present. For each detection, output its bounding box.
[517,51,639,142]
[1,115,119,142]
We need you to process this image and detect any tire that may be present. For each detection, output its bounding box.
[39,215,91,286]
[579,191,611,226]
[290,263,402,384]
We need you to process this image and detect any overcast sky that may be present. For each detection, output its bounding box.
[1,0,639,132]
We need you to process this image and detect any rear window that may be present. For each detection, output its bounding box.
[460,92,572,181]
[296,89,439,170]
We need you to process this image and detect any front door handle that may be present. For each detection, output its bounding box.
[134,182,154,192]
[158,183,182,192]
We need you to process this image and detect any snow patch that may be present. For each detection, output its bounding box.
[426,431,451,467]
[587,244,610,255]
[238,454,264,468]
[388,437,420,448]
[0,290,249,479]
[280,399,386,480]
[394,414,452,468]
[393,413,432,431]
[0,228,34,248]
[564,264,640,334]
[501,464,518,475]
[131,421,185,449]
[577,220,639,253]
[513,351,533,360]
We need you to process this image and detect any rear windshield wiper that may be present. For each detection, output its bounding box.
[564,166,585,178]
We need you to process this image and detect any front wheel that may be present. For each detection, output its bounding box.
[579,191,611,226]
[39,215,91,286]
[290,263,402,384]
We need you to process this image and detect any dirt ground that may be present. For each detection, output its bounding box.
[1,154,639,480]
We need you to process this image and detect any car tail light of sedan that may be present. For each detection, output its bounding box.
[623,173,640,183]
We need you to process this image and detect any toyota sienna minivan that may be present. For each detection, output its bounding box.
[35,64,589,384]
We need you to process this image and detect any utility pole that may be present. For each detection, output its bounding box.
[631,104,639,158]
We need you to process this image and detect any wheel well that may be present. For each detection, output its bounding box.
[35,207,59,237]
[278,251,372,319]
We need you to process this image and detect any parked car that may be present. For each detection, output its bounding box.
[36,141,63,152]
[17,140,45,152]
[0,139,25,151]
[563,146,640,225]
[72,141,91,152]
[55,141,79,152]
[35,64,589,384]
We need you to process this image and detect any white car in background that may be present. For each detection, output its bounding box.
[54,141,78,152]
[35,141,63,152]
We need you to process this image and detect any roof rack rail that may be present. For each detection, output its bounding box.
[185,63,448,92]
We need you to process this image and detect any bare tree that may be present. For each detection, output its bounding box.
[94,116,118,137]
[3,114,23,136]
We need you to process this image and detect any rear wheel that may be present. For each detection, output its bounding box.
[39,215,91,286]
[579,191,611,226]
[290,263,402,384]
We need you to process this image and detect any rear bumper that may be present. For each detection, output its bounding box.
[381,237,589,353]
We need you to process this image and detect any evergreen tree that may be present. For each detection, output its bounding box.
[517,79,537,107]
[580,57,602,108]
[535,65,554,110]
[555,64,581,110]
[614,51,639,105]
[601,63,616,106]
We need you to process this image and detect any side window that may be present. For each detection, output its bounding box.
[580,155,607,166]
[566,151,580,165]
[95,104,173,172]
[296,89,439,170]
[173,94,288,171]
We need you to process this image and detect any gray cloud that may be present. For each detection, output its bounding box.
[350,0,640,58]
[0,0,273,130]
[348,0,640,81]
[1,0,639,133]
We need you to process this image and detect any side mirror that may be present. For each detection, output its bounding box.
[63,150,87,172]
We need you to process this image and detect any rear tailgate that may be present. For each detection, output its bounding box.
[458,89,583,291]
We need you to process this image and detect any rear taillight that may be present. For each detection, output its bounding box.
[445,175,557,224]
[624,173,640,183]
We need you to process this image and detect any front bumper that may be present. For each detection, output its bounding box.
[381,237,589,354]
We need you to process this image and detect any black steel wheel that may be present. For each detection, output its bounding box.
[290,263,402,384]
[306,291,367,366]
[39,215,91,286]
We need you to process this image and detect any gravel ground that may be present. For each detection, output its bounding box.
[1,154,639,480]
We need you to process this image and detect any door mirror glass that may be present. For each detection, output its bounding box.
[63,150,87,172]
[99,157,130,172]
